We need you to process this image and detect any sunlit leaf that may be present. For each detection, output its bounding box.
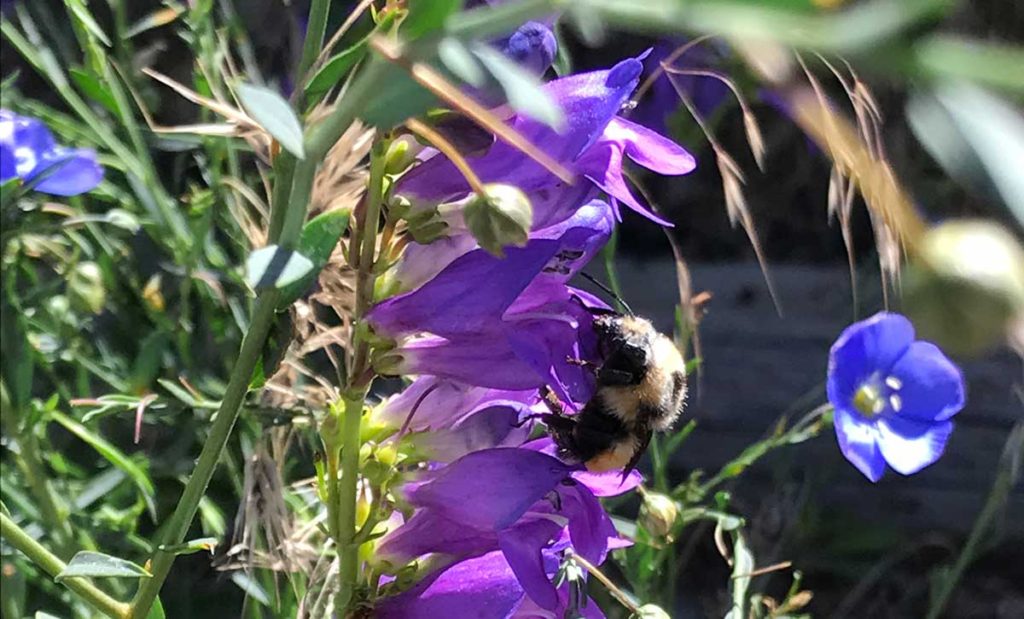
[245,245,315,291]
[236,82,306,159]
[277,208,351,307]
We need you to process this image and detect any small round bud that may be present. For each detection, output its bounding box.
[68,261,106,315]
[905,219,1024,356]
[463,184,533,257]
[639,491,679,538]
[384,138,418,175]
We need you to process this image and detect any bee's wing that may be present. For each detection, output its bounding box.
[621,427,653,482]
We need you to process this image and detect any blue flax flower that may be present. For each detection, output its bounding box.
[827,312,966,482]
[0,110,103,196]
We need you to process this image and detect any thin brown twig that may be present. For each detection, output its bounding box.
[405,118,488,196]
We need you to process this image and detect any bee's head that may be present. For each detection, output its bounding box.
[592,313,653,365]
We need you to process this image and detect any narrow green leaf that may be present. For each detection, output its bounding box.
[70,67,119,115]
[235,83,305,159]
[230,572,270,606]
[277,209,351,307]
[472,44,564,130]
[50,412,157,519]
[125,6,185,38]
[404,0,463,40]
[0,298,34,413]
[245,245,315,291]
[67,1,112,47]
[55,552,152,582]
[306,44,369,96]
[157,537,218,556]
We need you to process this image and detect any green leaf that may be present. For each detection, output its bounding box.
[306,44,369,97]
[145,597,166,619]
[55,552,152,582]
[235,82,305,159]
[471,44,564,131]
[404,0,463,40]
[69,67,118,115]
[0,298,34,414]
[727,531,755,619]
[157,537,219,556]
[276,208,351,307]
[230,571,270,606]
[67,0,112,47]
[359,63,437,129]
[125,6,184,39]
[438,37,485,88]
[50,412,157,519]
[245,245,315,291]
[907,83,1024,226]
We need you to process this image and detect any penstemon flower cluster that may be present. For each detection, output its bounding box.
[361,28,696,616]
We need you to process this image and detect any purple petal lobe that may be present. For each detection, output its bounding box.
[827,312,915,408]
[833,407,886,482]
[577,143,673,226]
[604,117,696,176]
[376,551,524,619]
[415,401,534,461]
[398,333,546,390]
[888,342,966,422]
[498,519,563,610]
[378,509,497,564]
[560,483,618,565]
[30,148,104,196]
[406,448,572,530]
[876,416,954,476]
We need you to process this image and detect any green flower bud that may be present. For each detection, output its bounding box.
[464,184,533,257]
[67,261,106,315]
[905,219,1024,357]
[639,491,679,538]
[384,138,418,175]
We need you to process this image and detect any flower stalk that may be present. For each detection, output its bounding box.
[0,512,129,619]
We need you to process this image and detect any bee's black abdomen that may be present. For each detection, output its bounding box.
[569,396,631,461]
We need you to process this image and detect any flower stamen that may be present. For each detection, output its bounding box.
[852,383,885,418]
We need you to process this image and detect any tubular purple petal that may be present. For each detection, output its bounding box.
[498,519,564,610]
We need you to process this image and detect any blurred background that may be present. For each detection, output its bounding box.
[1,0,1022,617]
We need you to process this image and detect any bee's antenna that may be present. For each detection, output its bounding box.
[578,271,635,316]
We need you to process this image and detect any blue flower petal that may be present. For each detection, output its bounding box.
[876,416,953,476]
[833,407,886,482]
[30,148,104,196]
[827,312,915,408]
[0,142,16,182]
[888,341,965,422]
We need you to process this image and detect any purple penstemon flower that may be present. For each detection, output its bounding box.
[371,200,614,405]
[1,109,103,196]
[376,447,634,614]
[827,312,966,482]
[397,54,695,227]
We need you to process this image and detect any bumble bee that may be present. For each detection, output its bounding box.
[540,304,687,478]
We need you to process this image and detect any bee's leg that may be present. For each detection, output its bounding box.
[539,384,566,416]
[565,356,599,375]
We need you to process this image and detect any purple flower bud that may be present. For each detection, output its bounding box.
[1,109,103,196]
[499,21,558,75]
[827,312,966,481]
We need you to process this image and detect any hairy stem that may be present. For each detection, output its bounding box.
[0,513,129,619]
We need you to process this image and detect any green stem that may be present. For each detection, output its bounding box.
[0,513,129,619]
[267,153,296,242]
[333,137,387,617]
[926,423,1024,619]
[297,0,331,87]
[128,292,280,619]
[335,394,364,614]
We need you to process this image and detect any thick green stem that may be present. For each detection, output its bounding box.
[297,0,331,85]
[0,513,129,619]
[128,292,280,619]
